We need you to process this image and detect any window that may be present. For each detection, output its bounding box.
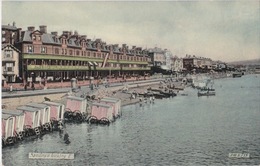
[28,46,34,53]
[76,50,80,56]
[69,50,73,55]
[32,35,36,40]
[6,63,13,72]
[55,48,59,54]
[2,31,5,35]
[38,36,41,41]
[5,50,13,58]
[41,47,47,53]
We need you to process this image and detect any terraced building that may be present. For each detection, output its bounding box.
[6,25,151,83]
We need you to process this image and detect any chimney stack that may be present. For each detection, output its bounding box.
[39,25,47,33]
[51,32,58,36]
[28,26,35,31]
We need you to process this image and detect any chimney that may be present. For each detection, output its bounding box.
[28,26,35,31]
[122,44,126,48]
[13,21,16,27]
[39,25,47,33]
[51,32,58,36]
[96,38,101,42]
[81,35,87,40]
[132,46,136,49]
[63,31,72,37]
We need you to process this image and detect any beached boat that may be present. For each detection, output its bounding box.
[174,85,185,90]
[197,88,216,97]
[64,96,88,122]
[88,102,114,125]
[2,114,16,146]
[232,72,243,78]
[101,97,122,119]
[16,106,42,136]
[26,103,51,131]
[43,101,65,130]
[2,110,25,140]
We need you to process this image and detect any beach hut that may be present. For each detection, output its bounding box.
[2,114,16,145]
[2,110,25,140]
[65,96,87,113]
[16,106,41,136]
[43,101,65,130]
[43,101,65,121]
[101,97,122,118]
[88,102,113,125]
[64,96,87,122]
[26,103,51,131]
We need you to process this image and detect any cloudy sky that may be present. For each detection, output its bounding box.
[2,0,260,62]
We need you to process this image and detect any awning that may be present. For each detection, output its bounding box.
[88,62,93,66]
[93,62,98,66]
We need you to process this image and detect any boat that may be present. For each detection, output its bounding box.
[232,72,243,78]
[198,88,216,97]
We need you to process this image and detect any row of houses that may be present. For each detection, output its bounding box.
[2,22,227,85]
[2,23,153,85]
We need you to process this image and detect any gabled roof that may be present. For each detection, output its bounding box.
[67,37,81,48]
[2,25,18,31]
[1,44,21,53]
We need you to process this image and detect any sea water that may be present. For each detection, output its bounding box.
[2,74,260,165]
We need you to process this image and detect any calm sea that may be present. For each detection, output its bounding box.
[2,74,260,166]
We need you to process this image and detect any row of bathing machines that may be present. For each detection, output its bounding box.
[2,95,121,147]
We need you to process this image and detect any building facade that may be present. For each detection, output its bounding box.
[148,47,173,73]
[183,54,213,72]
[171,56,183,72]
[2,44,21,83]
[2,24,152,84]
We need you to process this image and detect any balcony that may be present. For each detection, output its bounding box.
[27,65,89,71]
[121,67,151,71]
[2,71,15,75]
[23,54,149,65]
[27,65,151,71]
[2,57,15,62]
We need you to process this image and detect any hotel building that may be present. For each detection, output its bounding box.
[2,24,152,84]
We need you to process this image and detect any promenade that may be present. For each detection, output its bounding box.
[1,76,168,109]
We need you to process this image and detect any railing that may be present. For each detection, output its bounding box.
[23,54,149,65]
[2,58,15,61]
[27,65,151,71]
[2,71,15,75]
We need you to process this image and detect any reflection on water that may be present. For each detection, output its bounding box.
[2,74,260,165]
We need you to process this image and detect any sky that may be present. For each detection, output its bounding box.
[1,0,260,62]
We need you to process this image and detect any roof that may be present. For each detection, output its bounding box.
[101,97,120,103]
[67,96,86,101]
[91,102,111,108]
[26,103,49,109]
[1,44,21,53]
[67,37,81,48]
[17,106,40,112]
[103,97,120,101]
[2,110,24,116]
[2,24,18,30]
[2,114,12,120]
[43,101,63,106]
